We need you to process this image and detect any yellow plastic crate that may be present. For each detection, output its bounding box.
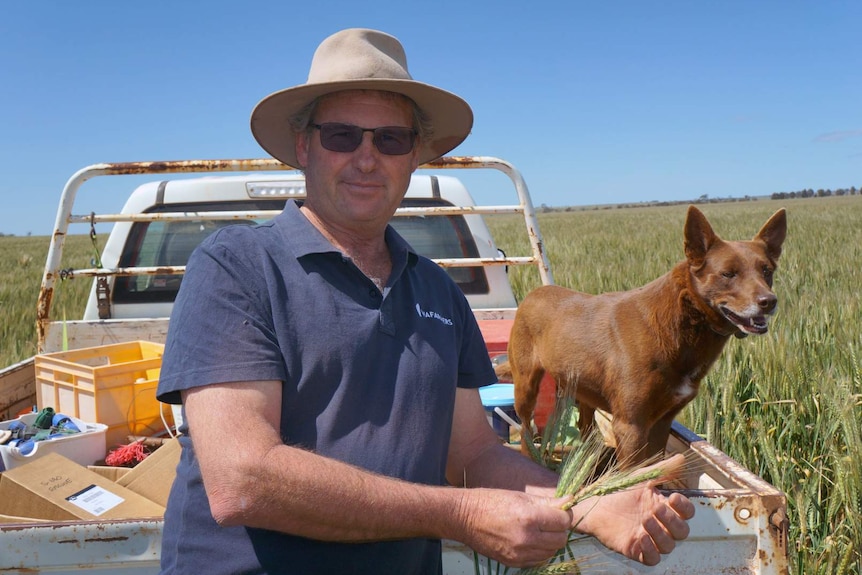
[34,341,169,448]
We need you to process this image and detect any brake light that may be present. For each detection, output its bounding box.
[246,182,306,198]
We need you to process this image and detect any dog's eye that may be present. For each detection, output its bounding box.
[721,271,736,279]
[762,266,773,279]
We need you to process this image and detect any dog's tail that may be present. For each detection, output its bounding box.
[493,360,513,382]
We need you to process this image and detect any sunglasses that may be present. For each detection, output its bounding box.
[310,122,418,156]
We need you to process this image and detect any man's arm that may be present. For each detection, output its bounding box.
[183,380,572,568]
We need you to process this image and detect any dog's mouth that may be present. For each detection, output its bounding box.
[720,306,770,336]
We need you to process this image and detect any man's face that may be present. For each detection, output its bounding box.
[295,90,421,237]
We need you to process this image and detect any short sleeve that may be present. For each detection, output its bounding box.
[156,230,288,404]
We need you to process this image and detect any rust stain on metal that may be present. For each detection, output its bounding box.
[36,286,53,345]
[769,507,789,550]
[535,238,546,257]
[99,158,287,175]
[52,536,131,544]
[114,212,268,222]
[37,285,53,318]
[422,156,484,169]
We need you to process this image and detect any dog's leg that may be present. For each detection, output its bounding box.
[611,418,653,468]
[577,404,595,439]
[645,416,675,461]
[513,365,545,455]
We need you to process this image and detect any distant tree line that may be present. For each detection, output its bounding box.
[770,186,859,200]
[536,186,861,213]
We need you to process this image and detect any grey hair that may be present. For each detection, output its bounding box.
[288,90,433,145]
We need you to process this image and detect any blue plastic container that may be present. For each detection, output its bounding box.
[478,383,520,443]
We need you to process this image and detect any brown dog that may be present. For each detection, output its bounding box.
[499,206,787,466]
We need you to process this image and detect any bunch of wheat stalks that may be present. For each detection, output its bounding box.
[474,399,684,575]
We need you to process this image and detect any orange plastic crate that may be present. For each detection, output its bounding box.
[34,341,169,448]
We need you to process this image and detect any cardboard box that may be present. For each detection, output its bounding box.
[0,513,50,524]
[114,437,180,507]
[0,452,164,521]
[86,438,180,507]
[87,465,132,482]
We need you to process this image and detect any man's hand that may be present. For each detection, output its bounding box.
[571,454,695,566]
[453,488,575,568]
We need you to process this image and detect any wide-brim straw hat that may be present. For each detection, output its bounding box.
[250,28,473,169]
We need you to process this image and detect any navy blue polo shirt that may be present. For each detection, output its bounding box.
[157,200,496,575]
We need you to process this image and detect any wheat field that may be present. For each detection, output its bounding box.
[1,196,860,574]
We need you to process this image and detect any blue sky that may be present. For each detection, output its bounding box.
[2,1,860,236]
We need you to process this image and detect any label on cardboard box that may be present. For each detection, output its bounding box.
[66,484,124,516]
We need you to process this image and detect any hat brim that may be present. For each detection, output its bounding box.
[250,79,473,169]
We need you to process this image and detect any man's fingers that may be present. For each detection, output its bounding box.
[629,489,694,567]
[668,491,696,521]
[647,509,679,551]
[635,530,661,567]
[650,493,694,541]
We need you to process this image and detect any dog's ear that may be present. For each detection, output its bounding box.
[684,205,718,265]
[754,208,787,261]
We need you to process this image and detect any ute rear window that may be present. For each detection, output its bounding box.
[112,198,489,304]
[388,198,489,295]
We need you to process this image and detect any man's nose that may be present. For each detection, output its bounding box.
[353,133,380,168]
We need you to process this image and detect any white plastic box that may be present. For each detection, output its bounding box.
[0,412,108,472]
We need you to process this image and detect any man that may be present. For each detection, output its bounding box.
[156,28,694,574]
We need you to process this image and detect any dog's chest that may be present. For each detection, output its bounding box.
[673,368,706,403]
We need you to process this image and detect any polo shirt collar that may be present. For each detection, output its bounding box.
[275,200,419,271]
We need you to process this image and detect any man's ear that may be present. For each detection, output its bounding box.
[410,145,421,172]
[295,130,309,169]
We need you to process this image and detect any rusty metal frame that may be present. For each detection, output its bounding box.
[37,156,553,347]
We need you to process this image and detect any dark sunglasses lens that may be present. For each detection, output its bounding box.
[319,124,363,153]
[373,128,416,155]
[316,123,416,155]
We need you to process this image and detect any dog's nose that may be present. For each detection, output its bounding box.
[758,294,777,313]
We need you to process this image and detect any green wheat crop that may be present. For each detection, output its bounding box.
[0,234,102,364]
[1,196,860,574]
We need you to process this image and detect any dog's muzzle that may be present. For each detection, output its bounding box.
[719,305,773,336]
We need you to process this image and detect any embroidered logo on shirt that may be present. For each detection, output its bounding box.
[416,303,453,325]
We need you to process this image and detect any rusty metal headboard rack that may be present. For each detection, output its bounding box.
[38,156,553,340]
